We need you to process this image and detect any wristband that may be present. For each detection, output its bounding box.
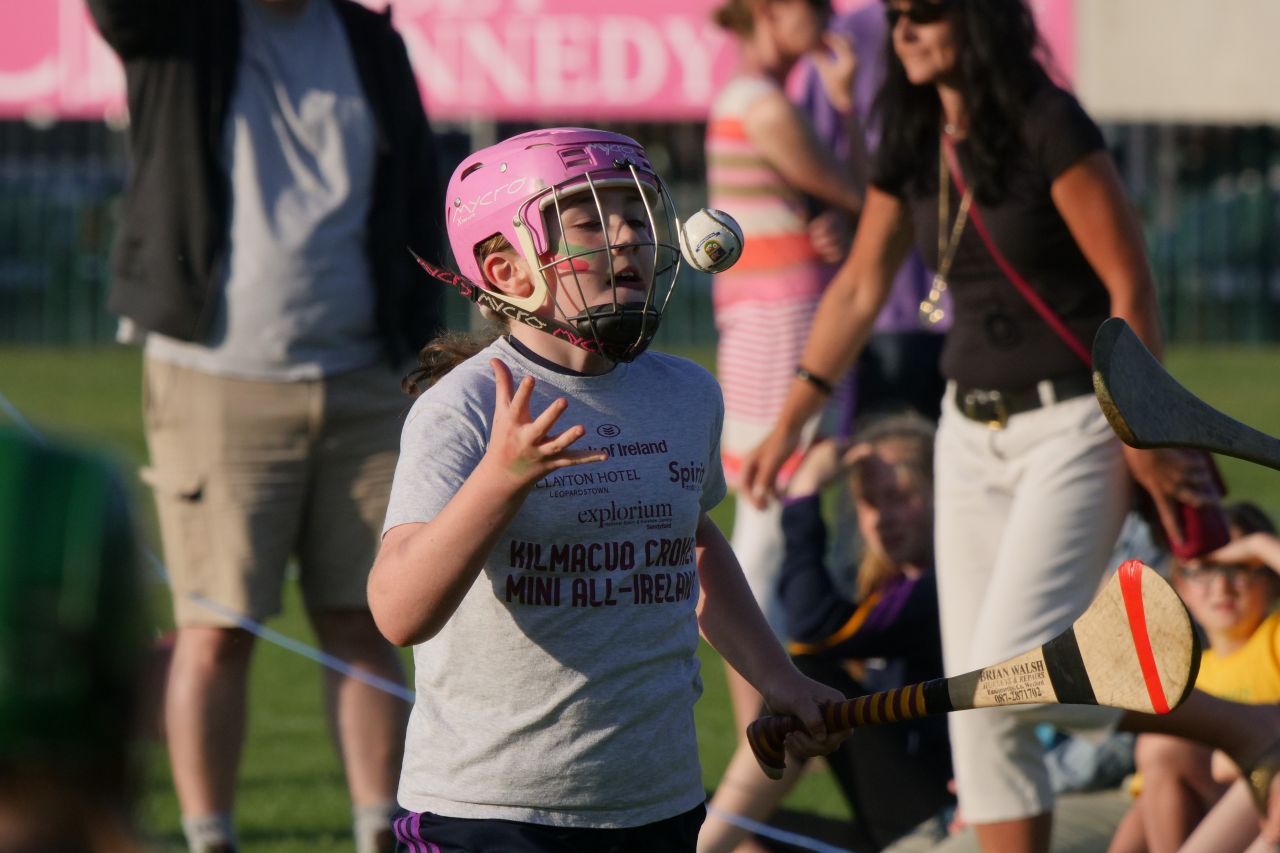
[794,366,834,396]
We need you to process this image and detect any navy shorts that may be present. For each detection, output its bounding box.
[393,803,706,853]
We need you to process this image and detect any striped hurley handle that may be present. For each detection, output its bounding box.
[747,561,1198,777]
[747,680,954,776]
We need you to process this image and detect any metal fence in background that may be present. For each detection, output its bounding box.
[1112,123,1280,344]
[1,120,1277,348]
[0,121,125,344]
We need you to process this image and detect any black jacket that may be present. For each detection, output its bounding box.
[87,0,443,367]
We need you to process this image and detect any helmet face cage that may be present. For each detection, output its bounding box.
[521,163,681,362]
[443,128,682,363]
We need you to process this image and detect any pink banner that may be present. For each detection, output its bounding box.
[0,0,1074,122]
[0,0,128,121]
[395,0,736,119]
[1029,0,1077,83]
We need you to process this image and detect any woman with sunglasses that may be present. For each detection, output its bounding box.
[741,1,1280,851]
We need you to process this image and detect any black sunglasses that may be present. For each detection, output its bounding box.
[884,0,952,27]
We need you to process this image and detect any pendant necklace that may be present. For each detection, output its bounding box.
[919,131,973,327]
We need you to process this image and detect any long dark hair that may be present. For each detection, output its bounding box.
[402,232,512,396]
[875,0,1048,204]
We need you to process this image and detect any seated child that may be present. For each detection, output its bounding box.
[782,413,953,851]
[698,414,952,853]
[1109,501,1280,853]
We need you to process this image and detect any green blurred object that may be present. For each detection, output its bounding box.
[0,427,145,773]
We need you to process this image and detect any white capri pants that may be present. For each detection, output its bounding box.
[935,384,1131,823]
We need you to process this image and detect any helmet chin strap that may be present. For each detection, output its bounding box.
[565,301,661,363]
[409,249,658,362]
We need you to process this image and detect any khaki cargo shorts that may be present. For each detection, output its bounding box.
[142,356,406,627]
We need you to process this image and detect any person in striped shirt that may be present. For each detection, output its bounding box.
[703,5,867,823]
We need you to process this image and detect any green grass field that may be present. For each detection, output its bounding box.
[2,343,1279,851]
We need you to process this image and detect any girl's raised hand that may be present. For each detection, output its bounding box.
[484,359,608,490]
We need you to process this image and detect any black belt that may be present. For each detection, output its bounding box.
[953,373,1094,429]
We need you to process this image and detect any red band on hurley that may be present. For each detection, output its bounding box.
[1118,559,1170,714]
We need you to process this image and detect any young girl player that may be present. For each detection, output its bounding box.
[367,127,846,852]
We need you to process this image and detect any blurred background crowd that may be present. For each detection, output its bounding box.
[2,0,1279,352]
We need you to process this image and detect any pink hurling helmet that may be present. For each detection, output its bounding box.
[431,127,681,363]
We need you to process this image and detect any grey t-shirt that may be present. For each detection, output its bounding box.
[385,337,727,827]
[147,0,380,379]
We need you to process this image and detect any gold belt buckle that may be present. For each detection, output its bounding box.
[963,389,1009,430]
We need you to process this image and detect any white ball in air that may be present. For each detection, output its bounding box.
[680,208,744,274]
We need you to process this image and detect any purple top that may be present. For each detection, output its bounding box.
[796,3,945,333]
[778,495,943,687]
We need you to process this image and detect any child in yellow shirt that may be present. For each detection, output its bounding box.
[1110,502,1280,853]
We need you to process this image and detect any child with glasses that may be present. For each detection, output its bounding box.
[1109,502,1280,853]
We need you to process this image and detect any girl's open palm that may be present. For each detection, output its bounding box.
[486,359,608,489]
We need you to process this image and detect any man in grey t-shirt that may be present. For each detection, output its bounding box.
[87,1,442,850]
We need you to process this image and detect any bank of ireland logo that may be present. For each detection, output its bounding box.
[597,423,621,438]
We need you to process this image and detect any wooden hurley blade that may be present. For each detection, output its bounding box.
[1071,560,1199,714]
[1092,317,1280,471]
[949,561,1198,715]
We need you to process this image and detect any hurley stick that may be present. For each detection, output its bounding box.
[1092,317,1280,471]
[748,561,1199,778]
